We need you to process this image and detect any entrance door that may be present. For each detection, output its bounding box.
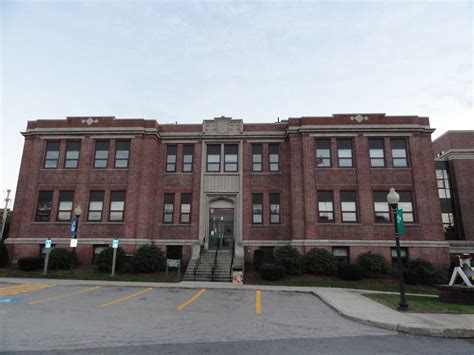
[209,208,234,250]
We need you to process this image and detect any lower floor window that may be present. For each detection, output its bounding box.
[166,246,182,261]
[332,247,349,264]
[40,244,56,257]
[93,245,109,264]
[391,247,408,266]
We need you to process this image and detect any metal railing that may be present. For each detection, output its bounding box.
[193,237,206,281]
[229,239,235,280]
[211,239,220,282]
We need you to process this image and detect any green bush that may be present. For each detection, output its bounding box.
[0,242,9,267]
[407,259,448,286]
[260,263,285,281]
[274,245,306,275]
[131,245,165,273]
[357,252,389,278]
[95,247,127,272]
[18,256,43,271]
[48,248,76,269]
[403,270,419,285]
[338,264,363,281]
[304,248,337,275]
[119,261,135,273]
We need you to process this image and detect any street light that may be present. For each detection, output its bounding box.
[387,187,409,311]
[70,205,82,273]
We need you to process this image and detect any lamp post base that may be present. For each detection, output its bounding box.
[398,302,409,312]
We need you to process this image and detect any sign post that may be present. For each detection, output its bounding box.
[111,239,119,277]
[43,239,52,275]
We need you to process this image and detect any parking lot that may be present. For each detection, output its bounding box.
[0,281,396,352]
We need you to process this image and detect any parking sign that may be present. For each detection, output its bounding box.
[45,239,52,249]
[112,239,119,249]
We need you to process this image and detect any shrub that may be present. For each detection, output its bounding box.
[131,245,165,273]
[18,256,43,271]
[338,264,363,281]
[253,249,264,271]
[0,242,9,267]
[407,259,448,286]
[260,263,285,281]
[304,248,337,276]
[274,245,306,275]
[403,270,419,285]
[48,248,76,270]
[119,261,135,273]
[357,252,389,278]
[95,247,127,272]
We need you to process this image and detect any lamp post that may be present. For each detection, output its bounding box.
[387,188,408,311]
[70,205,82,273]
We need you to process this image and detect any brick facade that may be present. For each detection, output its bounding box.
[6,114,450,268]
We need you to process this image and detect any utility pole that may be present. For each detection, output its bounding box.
[1,189,11,240]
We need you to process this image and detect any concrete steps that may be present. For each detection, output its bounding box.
[183,250,243,282]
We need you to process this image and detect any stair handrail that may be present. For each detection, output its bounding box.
[229,239,235,280]
[193,237,206,281]
[211,238,220,282]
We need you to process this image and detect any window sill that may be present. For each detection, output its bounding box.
[250,171,282,174]
[250,224,285,227]
[158,223,193,227]
[31,222,70,225]
[82,222,125,225]
[91,168,129,171]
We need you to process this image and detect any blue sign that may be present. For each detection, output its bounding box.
[112,239,119,249]
[0,297,21,304]
[396,209,405,237]
[45,239,52,249]
[70,218,78,235]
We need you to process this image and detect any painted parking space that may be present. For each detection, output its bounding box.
[0,283,54,296]
[29,286,102,305]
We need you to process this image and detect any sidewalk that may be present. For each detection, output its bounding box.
[1,277,473,338]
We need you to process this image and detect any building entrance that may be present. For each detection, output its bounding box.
[209,208,234,250]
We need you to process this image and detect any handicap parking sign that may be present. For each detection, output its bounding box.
[45,239,52,249]
[112,239,119,249]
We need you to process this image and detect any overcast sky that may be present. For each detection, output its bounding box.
[1,0,473,206]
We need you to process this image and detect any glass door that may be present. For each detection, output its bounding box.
[209,208,234,250]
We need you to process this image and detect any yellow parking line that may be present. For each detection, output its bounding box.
[0,284,53,296]
[99,288,153,308]
[256,290,262,314]
[176,289,206,311]
[29,286,101,304]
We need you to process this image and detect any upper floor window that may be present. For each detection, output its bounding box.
[269,193,280,224]
[163,193,174,223]
[44,141,60,168]
[399,191,414,223]
[207,144,221,172]
[341,191,357,222]
[94,141,109,168]
[115,141,130,168]
[57,191,74,221]
[436,168,451,199]
[109,191,125,221]
[369,139,385,167]
[224,144,238,172]
[252,144,263,172]
[391,139,408,167]
[373,191,390,223]
[88,191,105,221]
[166,145,177,172]
[315,139,331,167]
[35,191,53,222]
[269,144,280,172]
[64,141,80,169]
[180,193,192,223]
[337,139,353,167]
[252,194,263,224]
[317,191,334,222]
[182,145,194,172]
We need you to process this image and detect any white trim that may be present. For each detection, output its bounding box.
[4,238,197,246]
[241,240,449,248]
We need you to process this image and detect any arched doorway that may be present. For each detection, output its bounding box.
[208,198,234,250]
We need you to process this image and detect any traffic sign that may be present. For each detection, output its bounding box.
[70,239,78,248]
[396,209,405,237]
[45,239,52,249]
[70,218,78,235]
[112,239,119,249]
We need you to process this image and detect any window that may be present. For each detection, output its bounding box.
[44,141,60,168]
[369,139,385,167]
[88,191,104,221]
[94,141,109,168]
[166,145,177,172]
[207,144,221,172]
[109,191,125,221]
[436,162,457,239]
[182,145,194,172]
[341,191,357,222]
[35,191,53,222]
[391,247,408,266]
[269,194,280,224]
[317,191,334,222]
[115,140,130,168]
[315,139,331,167]
[57,191,74,221]
[373,191,390,223]
[391,139,408,167]
[92,245,108,264]
[333,247,349,264]
[269,144,280,172]
[64,141,80,168]
[180,194,192,223]
[252,194,263,224]
[337,139,353,167]
[252,144,263,172]
[166,246,182,261]
[224,144,238,172]
[436,168,451,199]
[163,193,174,223]
[399,191,414,223]
[261,246,274,263]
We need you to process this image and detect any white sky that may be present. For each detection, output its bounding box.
[1,0,473,206]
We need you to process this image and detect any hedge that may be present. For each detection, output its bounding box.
[274,246,306,275]
[304,248,337,276]
[48,248,76,270]
[357,252,388,278]
[18,257,43,271]
[95,247,127,272]
[131,245,165,273]
[260,263,285,281]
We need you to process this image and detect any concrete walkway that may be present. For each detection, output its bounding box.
[1,277,473,339]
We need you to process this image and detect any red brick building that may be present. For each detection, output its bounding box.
[6,114,450,273]
[433,131,474,259]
